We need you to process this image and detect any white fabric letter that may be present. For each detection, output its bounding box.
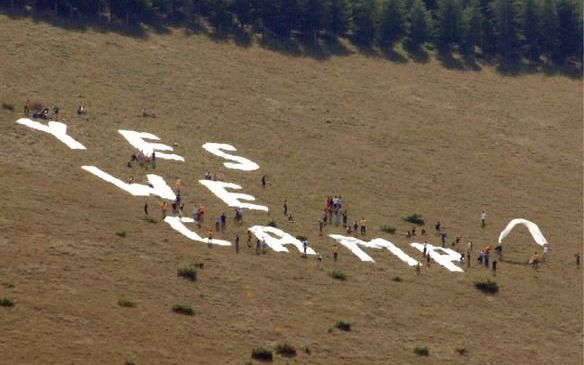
[202,143,259,171]
[249,226,317,255]
[16,118,86,150]
[410,243,464,272]
[199,180,268,211]
[498,218,548,246]
[329,235,421,266]
[119,130,184,161]
[165,217,231,246]
[82,166,176,200]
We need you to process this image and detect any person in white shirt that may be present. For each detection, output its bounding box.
[481,211,487,228]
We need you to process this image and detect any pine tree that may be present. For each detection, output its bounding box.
[207,0,232,31]
[328,0,350,36]
[231,0,252,28]
[406,0,432,49]
[280,0,301,36]
[435,0,464,50]
[352,0,377,45]
[521,0,541,62]
[302,0,328,43]
[461,0,483,56]
[493,0,521,64]
[479,0,497,56]
[555,0,582,62]
[540,0,559,62]
[379,0,406,49]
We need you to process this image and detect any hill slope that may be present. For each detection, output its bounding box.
[0,15,582,365]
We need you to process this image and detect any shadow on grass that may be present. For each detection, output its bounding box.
[2,6,581,78]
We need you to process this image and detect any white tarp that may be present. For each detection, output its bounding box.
[118,130,184,161]
[249,226,317,255]
[16,118,86,150]
[498,218,548,246]
[165,217,231,246]
[202,143,259,171]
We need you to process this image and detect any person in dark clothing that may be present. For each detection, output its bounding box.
[492,260,497,276]
[235,234,240,253]
[144,202,149,216]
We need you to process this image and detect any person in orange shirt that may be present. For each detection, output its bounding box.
[531,251,539,269]
[332,243,339,262]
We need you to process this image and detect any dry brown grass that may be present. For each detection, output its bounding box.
[0,14,582,365]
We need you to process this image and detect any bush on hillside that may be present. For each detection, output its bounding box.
[118,299,136,308]
[381,225,397,234]
[330,270,347,281]
[335,320,351,331]
[403,214,425,225]
[115,231,126,237]
[414,346,429,356]
[172,304,194,316]
[275,343,297,357]
[267,220,277,228]
[2,102,15,111]
[251,347,273,361]
[0,298,14,307]
[474,280,499,294]
[177,266,197,282]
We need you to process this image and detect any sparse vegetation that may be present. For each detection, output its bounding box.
[2,102,15,111]
[455,347,468,355]
[403,214,425,225]
[172,304,194,316]
[381,224,397,234]
[118,299,136,308]
[474,280,499,294]
[124,361,136,365]
[275,343,297,358]
[177,266,197,282]
[267,220,278,228]
[392,276,403,282]
[296,235,307,241]
[335,320,352,331]
[251,347,273,361]
[0,298,14,307]
[304,346,312,355]
[414,346,429,356]
[115,231,127,237]
[330,270,347,281]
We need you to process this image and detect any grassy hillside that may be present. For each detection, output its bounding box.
[0,15,582,365]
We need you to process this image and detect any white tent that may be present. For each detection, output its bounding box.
[498,218,548,247]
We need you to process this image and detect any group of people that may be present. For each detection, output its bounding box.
[128,150,156,169]
[24,99,87,120]
[203,171,224,182]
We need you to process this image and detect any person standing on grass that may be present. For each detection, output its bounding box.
[283,199,288,216]
[247,230,252,248]
[467,241,473,254]
[303,239,309,255]
[342,209,348,227]
[575,253,580,268]
[261,175,267,188]
[492,260,497,276]
[542,244,549,262]
[422,241,427,257]
[207,229,214,247]
[235,234,240,253]
[484,250,490,268]
[481,211,487,228]
[531,251,539,269]
[426,253,431,267]
[440,231,447,248]
[161,201,168,219]
[359,217,367,235]
[255,239,261,254]
[435,221,441,234]
[144,202,149,217]
[220,212,226,232]
[24,99,30,117]
[332,243,338,263]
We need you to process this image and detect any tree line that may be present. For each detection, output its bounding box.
[5,0,583,65]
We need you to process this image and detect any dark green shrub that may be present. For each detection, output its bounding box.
[251,347,273,361]
[474,280,499,294]
[2,102,15,111]
[295,235,307,241]
[275,343,296,357]
[335,320,351,331]
[267,220,277,228]
[118,299,136,308]
[115,231,127,237]
[0,298,14,307]
[330,270,347,281]
[414,346,429,356]
[177,266,197,282]
[455,347,468,355]
[392,276,402,282]
[403,214,425,225]
[381,225,397,234]
[172,304,194,316]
